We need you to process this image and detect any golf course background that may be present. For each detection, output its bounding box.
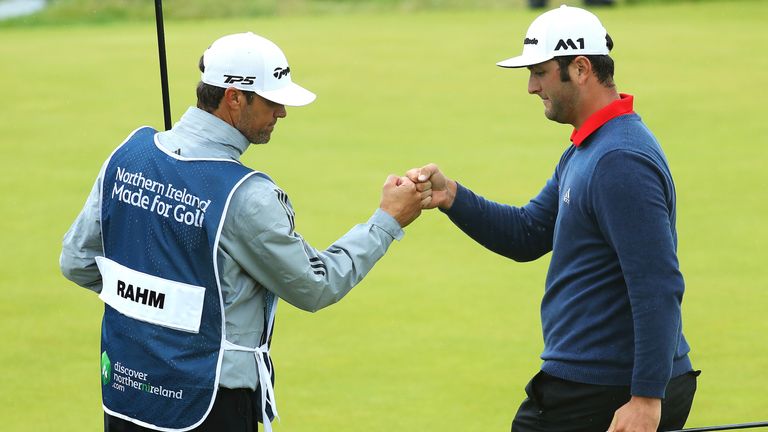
[1,0,766,430]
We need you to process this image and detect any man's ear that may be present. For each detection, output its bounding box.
[223,87,242,109]
[571,56,593,84]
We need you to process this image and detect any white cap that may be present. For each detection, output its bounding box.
[201,32,316,106]
[497,5,609,68]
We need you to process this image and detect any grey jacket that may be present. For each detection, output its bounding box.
[60,106,404,389]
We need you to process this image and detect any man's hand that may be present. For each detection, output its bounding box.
[405,163,457,210]
[607,396,661,432]
[380,175,427,228]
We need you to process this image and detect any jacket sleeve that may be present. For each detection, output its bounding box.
[219,178,403,312]
[60,167,106,293]
[442,171,560,262]
[591,149,685,398]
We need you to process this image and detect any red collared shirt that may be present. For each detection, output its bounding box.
[570,93,635,147]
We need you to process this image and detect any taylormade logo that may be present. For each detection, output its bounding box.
[273,67,290,79]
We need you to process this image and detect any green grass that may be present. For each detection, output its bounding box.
[1,0,767,430]
[1,0,531,26]
[2,0,748,26]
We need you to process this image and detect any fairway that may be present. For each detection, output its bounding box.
[1,1,767,430]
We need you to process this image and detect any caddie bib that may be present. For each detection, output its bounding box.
[97,126,277,431]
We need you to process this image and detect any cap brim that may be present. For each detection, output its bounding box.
[258,83,316,107]
[496,53,554,68]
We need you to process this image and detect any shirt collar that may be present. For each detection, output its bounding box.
[570,93,635,147]
[165,107,251,160]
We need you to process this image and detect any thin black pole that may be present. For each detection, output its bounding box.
[669,421,768,432]
[154,0,172,131]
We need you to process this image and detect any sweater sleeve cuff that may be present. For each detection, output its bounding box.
[440,182,470,217]
[369,208,404,241]
[631,379,668,399]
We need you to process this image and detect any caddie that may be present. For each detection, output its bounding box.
[60,32,428,432]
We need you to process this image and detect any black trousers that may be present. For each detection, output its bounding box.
[512,370,700,432]
[104,388,260,432]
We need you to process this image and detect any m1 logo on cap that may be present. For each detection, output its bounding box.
[223,75,256,85]
[273,67,290,79]
[555,38,585,51]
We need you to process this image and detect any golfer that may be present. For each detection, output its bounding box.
[61,32,427,432]
[407,6,697,432]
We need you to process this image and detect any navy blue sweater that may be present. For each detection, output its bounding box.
[445,112,692,398]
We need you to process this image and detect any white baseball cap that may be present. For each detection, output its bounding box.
[497,5,610,68]
[201,32,316,106]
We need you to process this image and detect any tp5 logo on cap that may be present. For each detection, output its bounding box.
[223,75,256,85]
[201,32,316,106]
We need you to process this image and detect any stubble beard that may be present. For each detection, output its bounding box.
[544,102,564,124]
[251,131,272,144]
[544,95,576,125]
[236,117,272,145]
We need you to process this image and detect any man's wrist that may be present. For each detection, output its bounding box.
[370,208,404,240]
[440,179,458,210]
[630,395,661,404]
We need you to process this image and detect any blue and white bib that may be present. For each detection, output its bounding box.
[97,126,278,431]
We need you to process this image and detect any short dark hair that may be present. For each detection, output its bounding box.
[555,34,615,86]
[196,55,256,113]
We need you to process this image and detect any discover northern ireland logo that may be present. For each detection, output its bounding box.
[101,351,112,385]
[101,351,184,400]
